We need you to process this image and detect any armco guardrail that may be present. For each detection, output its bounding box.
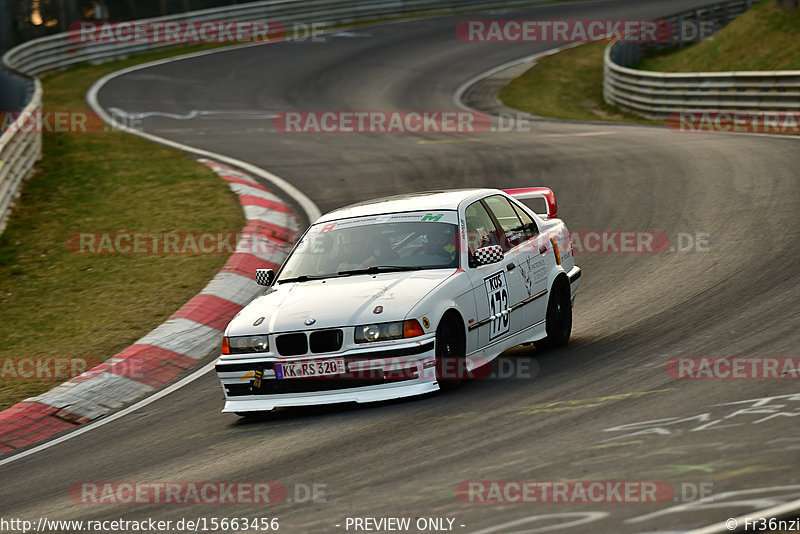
[0,0,550,234]
[603,0,800,120]
[0,79,41,234]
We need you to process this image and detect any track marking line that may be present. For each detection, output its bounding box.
[0,45,322,466]
[86,51,321,223]
[0,360,216,467]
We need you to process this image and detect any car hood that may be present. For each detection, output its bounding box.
[227,269,456,335]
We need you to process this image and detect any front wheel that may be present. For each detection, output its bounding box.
[534,279,572,349]
[435,316,466,390]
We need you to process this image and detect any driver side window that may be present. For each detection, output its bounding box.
[465,201,500,256]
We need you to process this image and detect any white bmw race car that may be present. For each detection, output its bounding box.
[215,188,580,414]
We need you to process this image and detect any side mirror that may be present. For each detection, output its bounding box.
[255,268,275,286]
[473,245,504,266]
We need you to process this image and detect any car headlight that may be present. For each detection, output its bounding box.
[354,319,424,343]
[222,335,270,354]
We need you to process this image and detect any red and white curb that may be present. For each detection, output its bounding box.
[0,159,298,454]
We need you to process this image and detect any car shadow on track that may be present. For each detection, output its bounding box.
[228,338,596,426]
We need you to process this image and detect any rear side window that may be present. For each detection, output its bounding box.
[511,202,539,239]
[484,195,541,250]
[484,195,524,233]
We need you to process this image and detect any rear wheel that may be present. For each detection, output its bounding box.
[435,315,466,390]
[534,278,572,349]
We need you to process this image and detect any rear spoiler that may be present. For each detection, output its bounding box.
[503,187,557,219]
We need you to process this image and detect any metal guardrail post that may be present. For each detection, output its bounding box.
[0,79,42,234]
[694,10,702,43]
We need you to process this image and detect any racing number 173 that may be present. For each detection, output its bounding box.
[484,271,510,340]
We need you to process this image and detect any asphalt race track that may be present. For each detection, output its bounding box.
[2,0,800,532]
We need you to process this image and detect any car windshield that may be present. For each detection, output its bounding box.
[277,218,459,282]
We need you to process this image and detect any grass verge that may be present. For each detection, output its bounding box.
[498,41,655,124]
[639,1,800,72]
[0,43,247,411]
[499,2,799,123]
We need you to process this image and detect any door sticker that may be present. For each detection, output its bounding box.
[484,270,510,340]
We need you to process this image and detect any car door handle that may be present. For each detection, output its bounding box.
[506,262,516,271]
[539,245,547,254]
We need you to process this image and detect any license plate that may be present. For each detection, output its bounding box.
[275,358,345,379]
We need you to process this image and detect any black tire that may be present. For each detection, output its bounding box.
[435,315,466,390]
[534,278,572,349]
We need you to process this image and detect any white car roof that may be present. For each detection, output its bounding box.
[315,188,501,223]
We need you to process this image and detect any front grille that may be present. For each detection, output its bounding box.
[215,362,274,373]
[309,329,343,353]
[276,333,308,356]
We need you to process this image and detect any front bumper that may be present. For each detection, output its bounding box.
[215,338,438,412]
[220,380,440,413]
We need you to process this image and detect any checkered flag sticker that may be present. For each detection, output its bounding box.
[474,245,504,265]
[255,268,275,286]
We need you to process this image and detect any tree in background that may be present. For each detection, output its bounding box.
[5,0,242,48]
